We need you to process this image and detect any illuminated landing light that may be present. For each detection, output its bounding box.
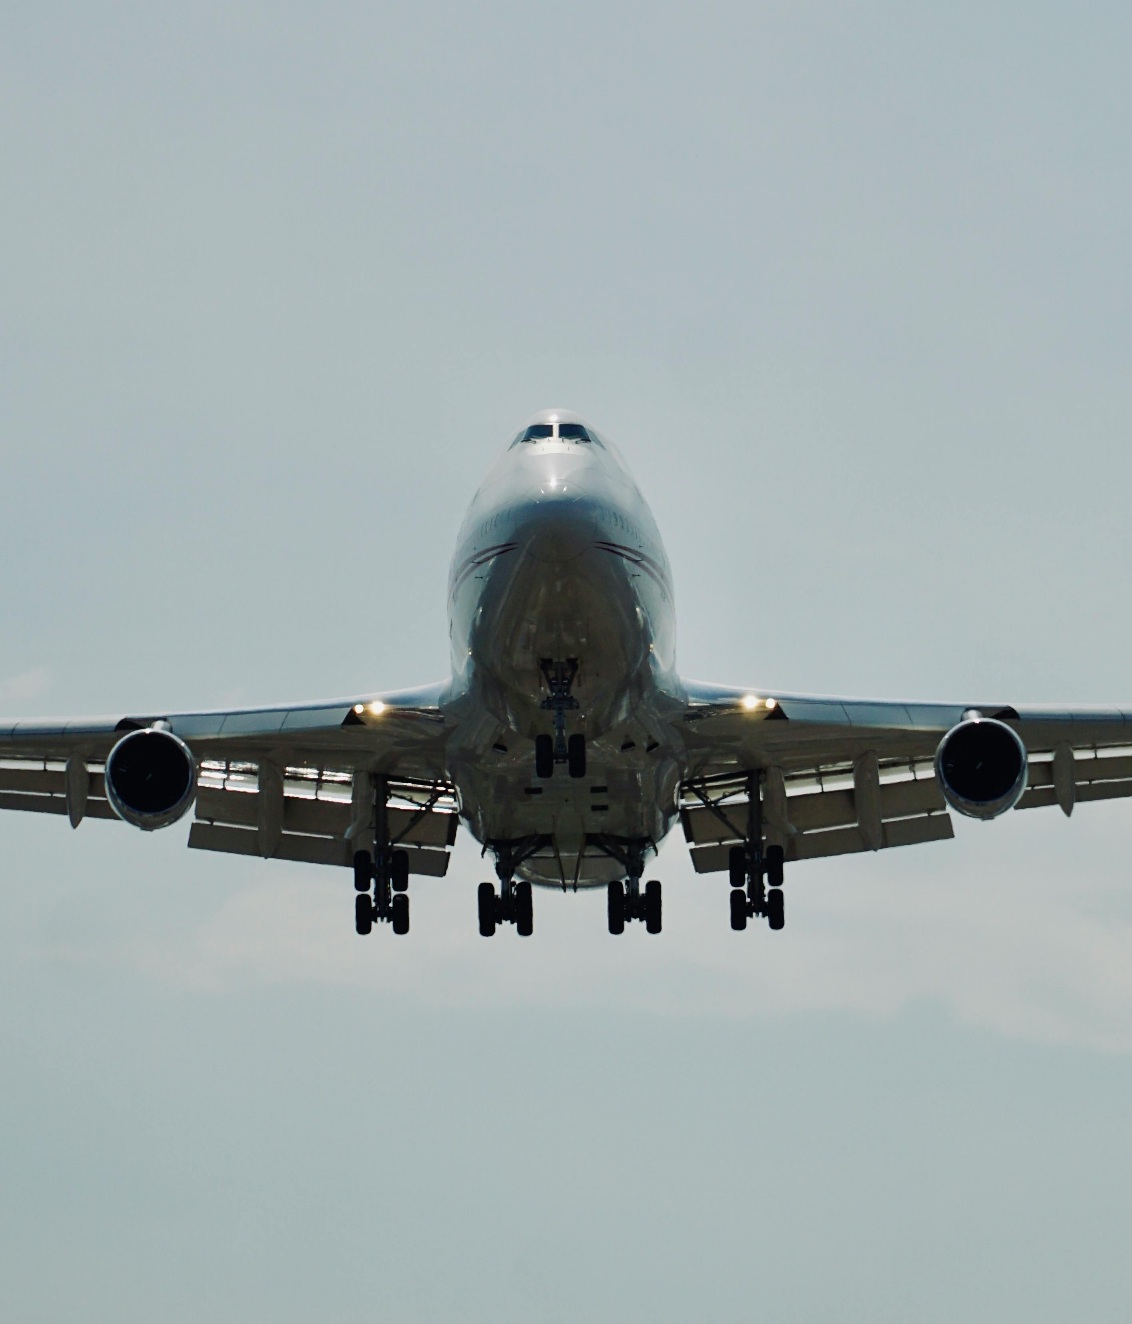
[741,694,759,711]
[353,704,364,714]
[368,701,386,716]
[765,697,778,710]
[741,695,778,712]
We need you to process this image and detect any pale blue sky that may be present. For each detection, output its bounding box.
[3,3,1132,1320]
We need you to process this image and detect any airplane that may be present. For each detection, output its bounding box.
[2,408,1130,939]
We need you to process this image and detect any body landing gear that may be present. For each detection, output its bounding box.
[600,837,662,935]
[607,878,662,934]
[478,840,543,937]
[478,879,533,937]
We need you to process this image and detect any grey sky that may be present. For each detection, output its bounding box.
[3,2,1132,1320]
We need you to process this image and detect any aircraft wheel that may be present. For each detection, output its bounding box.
[730,888,748,931]
[355,893,373,935]
[567,733,586,779]
[353,849,373,893]
[728,844,746,890]
[515,880,534,936]
[391,893,409,935]
[391,849,410,892]
[767,887,784,931]
[607,880,625,935]
[644,879,662,934]
[478,882,497,937]
[535,734,554,780]
[766,844,785,889]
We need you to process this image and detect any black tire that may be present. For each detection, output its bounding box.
[767,887,784,931]
[478,882,497,937]
[728,844,746,890]
[567,733,586,779]
[391,893,410,935]
[515,880,534,937]
[607,880,625,935]
[730,887,748,931]
[391,849,410,892]
[766,844,785,889]
[353,849,373,893]
[355,893,373,935]
[644,879,662,934]
[535,734,554,780]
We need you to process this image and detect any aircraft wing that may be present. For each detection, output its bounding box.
[677,680,1132,872]
[0,683,460,876]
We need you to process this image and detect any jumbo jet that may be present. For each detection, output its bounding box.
[3,410,1130,938]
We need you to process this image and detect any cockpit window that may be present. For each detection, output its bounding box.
[520,424,553,441]
[557,423,592,442]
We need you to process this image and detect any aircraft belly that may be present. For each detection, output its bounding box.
[453,747,683,889]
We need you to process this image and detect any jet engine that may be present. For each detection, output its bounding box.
[104,727,197,830]
[934,715,1028,821]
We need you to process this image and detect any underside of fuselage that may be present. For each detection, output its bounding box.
[442,410,685,888]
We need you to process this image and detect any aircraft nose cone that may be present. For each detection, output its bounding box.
[518,499,596,563]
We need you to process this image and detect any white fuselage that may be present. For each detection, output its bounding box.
[441,418,688,886]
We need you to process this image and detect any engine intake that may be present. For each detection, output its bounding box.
[105,728,197,830]
[934,716,1028,821]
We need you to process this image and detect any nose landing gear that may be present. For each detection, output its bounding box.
[536,658,586,780]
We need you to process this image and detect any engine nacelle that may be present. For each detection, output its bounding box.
[934,715,1028,821]
[104,727,197,830]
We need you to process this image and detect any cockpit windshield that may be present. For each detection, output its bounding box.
[508,416,601,447]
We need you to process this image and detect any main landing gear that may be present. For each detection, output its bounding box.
[354,847,410,934]
[536,658,586,780]
[727,771,785,932]
[729,845,785,933]
[597,838,661,935]
[354,775,411,935]
[477,839,546,937]
[607,878,662,935]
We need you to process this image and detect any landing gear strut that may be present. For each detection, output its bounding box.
[536,658,585,779]
[728,772,785,932]
[353,775,412,935]
[478,839,546,937]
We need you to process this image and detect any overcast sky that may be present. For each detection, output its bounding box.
[4,2,1132,1320]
